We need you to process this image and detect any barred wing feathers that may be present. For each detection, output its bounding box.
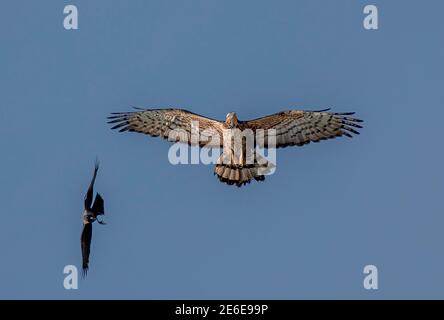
[240,109,363,148]
[108,108,225,148]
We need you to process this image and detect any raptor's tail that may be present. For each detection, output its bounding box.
[214,152,274,187]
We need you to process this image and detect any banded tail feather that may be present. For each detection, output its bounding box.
[214,152,274,187]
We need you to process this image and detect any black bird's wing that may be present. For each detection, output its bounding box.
[80,223,93,278]
[91,193,105,216]
[84,160,99,210]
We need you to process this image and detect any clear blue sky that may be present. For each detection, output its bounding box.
[1,0,443,299]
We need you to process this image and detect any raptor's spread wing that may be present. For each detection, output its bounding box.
[108,108,225,148]
[240,109,363,148]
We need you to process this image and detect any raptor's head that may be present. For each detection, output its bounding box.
[225,112,238,128]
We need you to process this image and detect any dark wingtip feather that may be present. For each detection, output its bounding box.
[343,117,364,123]
[111,122,128,130]
[334,112,356,116]
[342,125,361,135]
[108,112,132,132]
[311,108,331,112]
[343,121,363,129]
[108,118,126,124]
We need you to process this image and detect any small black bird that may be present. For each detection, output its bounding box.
[81,160,105,278]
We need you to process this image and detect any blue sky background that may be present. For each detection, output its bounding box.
[1,0,443,299]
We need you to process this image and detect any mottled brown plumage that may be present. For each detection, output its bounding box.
[108,108,363,186]
[108,108,225,148]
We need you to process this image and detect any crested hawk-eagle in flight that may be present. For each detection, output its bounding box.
[108,108,363,186]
